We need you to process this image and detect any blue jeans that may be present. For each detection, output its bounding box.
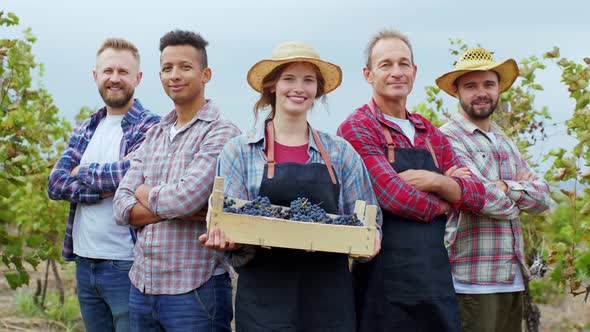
[129,273,233,332]
[75,256,133,332]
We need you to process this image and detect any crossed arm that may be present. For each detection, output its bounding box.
[444,133,550,220]
[47,124,129,203]
[114,122,240,227]
[336,118,484,222]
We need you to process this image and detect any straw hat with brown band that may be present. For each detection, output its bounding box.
[435,47,519,97]
[247,42,342,94]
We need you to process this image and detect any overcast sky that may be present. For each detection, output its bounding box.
[4,0,589,172]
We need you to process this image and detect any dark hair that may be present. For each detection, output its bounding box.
[253,62,326,121]
[159,30,208,68]
[365,30,414,69]
[97,38,140,64]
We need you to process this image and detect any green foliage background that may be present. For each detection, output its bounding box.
[0,11,72,290]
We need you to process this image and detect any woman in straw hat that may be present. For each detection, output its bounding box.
[200,41,382,331]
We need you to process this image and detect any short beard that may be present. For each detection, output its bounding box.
[99,86,134,108]
[460,97,498,120]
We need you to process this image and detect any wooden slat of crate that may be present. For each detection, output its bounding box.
[209,211,375,255]
[207,177,377,256]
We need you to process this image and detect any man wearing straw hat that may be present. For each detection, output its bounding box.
[338,30,485,331]
[437,48,551,332]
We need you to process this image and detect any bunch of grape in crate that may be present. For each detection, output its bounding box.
[208,177,378,256]
[224,196,363,226]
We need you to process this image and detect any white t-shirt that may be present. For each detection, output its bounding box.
[169,121,192,141]
[73,114,134,260]
[383,113,416,145]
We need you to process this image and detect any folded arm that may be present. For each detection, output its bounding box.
[443,132,521,220]
[337,118,448,222]
[47,124,100,204]
[503,142,551,214]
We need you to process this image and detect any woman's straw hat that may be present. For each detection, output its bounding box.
[435,47,519,97]
[247,42,342,94]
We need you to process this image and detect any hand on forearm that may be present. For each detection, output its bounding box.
[99,192,114,199]
[134,184,152,208]
[494,180,509,193]
[399,169,462,203]
[515,171,535,182]
[128,203,161,226]
[445,166,471,178]
[438,201,451,215]
[70,165,81,177]
[398,169,440,192]
[432,175,462,203]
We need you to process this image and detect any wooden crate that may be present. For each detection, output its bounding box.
[207,177,378,256]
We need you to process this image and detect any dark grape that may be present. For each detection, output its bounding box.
[289,198,332,224]
[223,196,363,226]
[223,196,236,208]
[224,196,289,218]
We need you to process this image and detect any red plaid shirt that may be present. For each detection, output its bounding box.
[337,100,484,222]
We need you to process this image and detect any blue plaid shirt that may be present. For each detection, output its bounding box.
[219,123,383,267]
[48,99,160,261]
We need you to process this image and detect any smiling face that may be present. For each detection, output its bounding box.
[159,44,211,107]
[272,62,319,116]
[364,37,417,102]
[455,70,500,120]
[93,48,141,110]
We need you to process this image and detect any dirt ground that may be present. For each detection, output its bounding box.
[0,264,588,332]
[0,262,78,332]
[536,297,590,332]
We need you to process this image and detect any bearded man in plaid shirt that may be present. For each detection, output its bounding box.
[437,48,551,332]
[48,38,160,332]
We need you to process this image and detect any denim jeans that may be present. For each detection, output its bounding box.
[75,256,133,332]
[129,273,233,332]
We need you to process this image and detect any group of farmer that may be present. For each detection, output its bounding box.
[48,28,551,332]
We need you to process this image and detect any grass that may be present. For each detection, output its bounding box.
[15,288,84,332]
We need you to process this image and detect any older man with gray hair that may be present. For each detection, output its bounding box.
[338,30,485,332]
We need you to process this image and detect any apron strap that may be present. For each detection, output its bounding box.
[424,138,440,170]
[311,128,338,185]
[266,121,277,179]
[367,99,441,168]
[367,100,395,163]
[265,120,337,185]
